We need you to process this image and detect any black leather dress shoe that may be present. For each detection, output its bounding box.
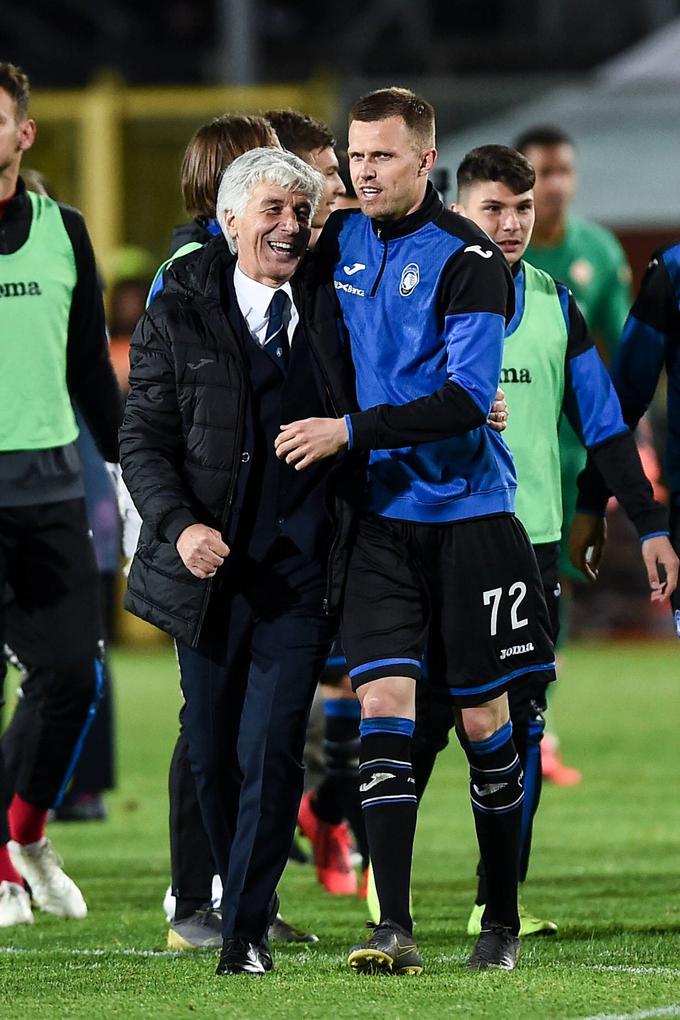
[258,937,273,972]
[215,937,269,975]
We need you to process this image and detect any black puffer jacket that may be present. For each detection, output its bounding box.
[119,236,360,646]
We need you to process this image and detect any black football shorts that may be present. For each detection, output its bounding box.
[342,512,556,707]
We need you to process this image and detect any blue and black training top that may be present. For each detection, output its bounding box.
[610,241,680,501]
[318,183,516,525]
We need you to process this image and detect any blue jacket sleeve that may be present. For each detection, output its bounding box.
[609,252,677,428]
[559,286,669,539]
[560,287,627,449]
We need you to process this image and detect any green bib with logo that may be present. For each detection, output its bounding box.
[502,261,568,544]
[0,191,79,451]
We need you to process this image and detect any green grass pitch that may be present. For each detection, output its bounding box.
[1,640,679,1019]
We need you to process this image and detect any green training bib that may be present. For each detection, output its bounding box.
[0,191,79,451]
[502,261,568,544]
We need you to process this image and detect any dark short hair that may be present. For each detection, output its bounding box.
[514,125,574,154]
[181,114,278,219]
[349,87,435,148]
[0,62,30,121]
[457,145,536,198]
[263,109,335,158]
[335,149,356,199]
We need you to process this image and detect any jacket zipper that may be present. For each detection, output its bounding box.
[296,286,348,616]
[191,304,247,645]
[369,228,388,296]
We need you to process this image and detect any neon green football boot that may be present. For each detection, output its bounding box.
[466,900,558,937]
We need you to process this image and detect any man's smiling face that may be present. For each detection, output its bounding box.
[226,182,312,287]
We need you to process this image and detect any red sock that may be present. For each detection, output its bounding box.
[0,843,23,885]
[8,794,47,846]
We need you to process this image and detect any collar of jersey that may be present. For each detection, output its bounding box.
[368,181,442,241]
[3,175,29,222]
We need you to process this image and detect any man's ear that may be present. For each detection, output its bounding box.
[225,210,238,242]
[418,147,437,177]
[450,201,463,215]
[18,118,36,153]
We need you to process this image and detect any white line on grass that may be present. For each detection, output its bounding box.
[432,957,680,978]
[0,946,181,958]
[566,965,680,978]
[577,1007,680,1020]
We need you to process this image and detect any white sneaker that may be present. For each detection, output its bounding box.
[0,880,34,927]
[163,884,175,924]
[8,838,87,919]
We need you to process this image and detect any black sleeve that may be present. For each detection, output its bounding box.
[628,253,680,340]
[577,433,669,539]
[119,307,201,545]
[349,382,487,450]
[436,232,515,323]
[575,258,674,536]
[608,254,678,431]
[61,206,123,462]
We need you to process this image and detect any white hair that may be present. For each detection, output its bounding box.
[216,147,324,252]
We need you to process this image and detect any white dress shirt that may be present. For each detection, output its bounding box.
[233,264,299,347]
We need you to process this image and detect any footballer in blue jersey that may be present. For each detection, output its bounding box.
[276,87,556,974]
[574,240,680,628]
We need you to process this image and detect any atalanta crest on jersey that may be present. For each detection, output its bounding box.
[399,263,420,297]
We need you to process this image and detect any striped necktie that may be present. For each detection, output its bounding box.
[264,289,290,371]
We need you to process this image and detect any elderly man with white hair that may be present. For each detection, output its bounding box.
[119,148,360,976]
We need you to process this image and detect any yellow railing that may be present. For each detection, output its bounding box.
[30,75,338,270]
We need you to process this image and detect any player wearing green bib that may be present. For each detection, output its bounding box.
[0,62,122,929]
[518,124,632,615]
[514,126,634,784]
[411,145,677,939]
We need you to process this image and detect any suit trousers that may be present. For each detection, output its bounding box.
[175,538,332,942]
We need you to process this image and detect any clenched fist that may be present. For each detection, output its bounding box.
[176,524,230,579]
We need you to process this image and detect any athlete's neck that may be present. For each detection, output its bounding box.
[0,167,20,203]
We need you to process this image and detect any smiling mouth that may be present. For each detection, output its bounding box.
[268,240,299,256]
[360,186,381,199]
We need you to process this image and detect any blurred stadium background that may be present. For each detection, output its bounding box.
[1,6,679,1016]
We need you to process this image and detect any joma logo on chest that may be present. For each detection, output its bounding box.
[0,281,42,298]
[500,367,532,384]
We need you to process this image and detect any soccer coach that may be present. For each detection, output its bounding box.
[119,148,359,976]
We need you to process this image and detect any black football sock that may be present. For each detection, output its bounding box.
[411,742,439,803]
[359,716,417,934]
[474,704,544,904]
[518,705,545,884]
[312,698,361,826]
[459,720,523,935]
